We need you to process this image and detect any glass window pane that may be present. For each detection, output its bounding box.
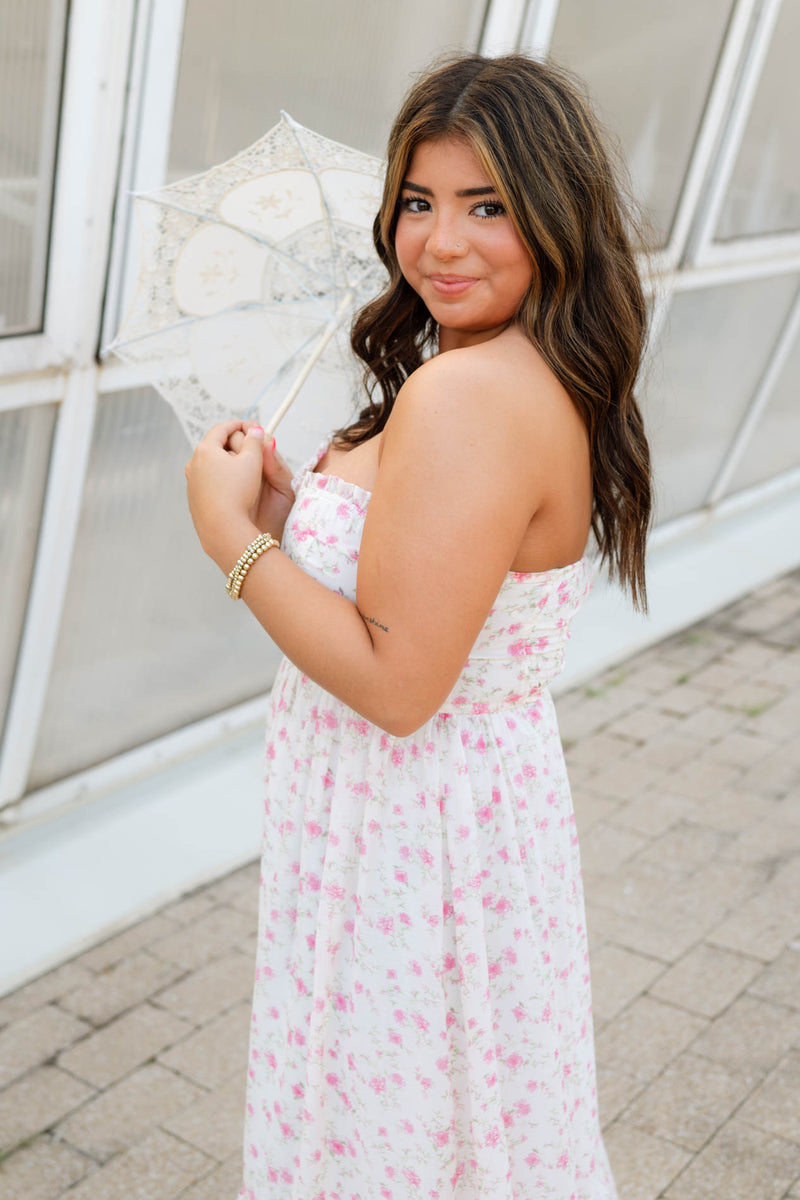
[0,0,68,335]
[30,388,282,791]
[546,0,734,246]
[641,273,799,523]
[726,307,800,493]
[716,0,800,240]
[0,403,56,738]
[167,0,486,175]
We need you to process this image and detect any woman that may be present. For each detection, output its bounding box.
[186,52,650,1200]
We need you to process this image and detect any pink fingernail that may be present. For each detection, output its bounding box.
[271,437,276,450]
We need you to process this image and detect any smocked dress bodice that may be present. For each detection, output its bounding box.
[283,446,593,715]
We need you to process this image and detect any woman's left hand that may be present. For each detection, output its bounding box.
[185,419,265,566]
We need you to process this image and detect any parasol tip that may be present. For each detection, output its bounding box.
[280,110,302,130]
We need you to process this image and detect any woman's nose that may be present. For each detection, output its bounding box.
[425,219,467,260]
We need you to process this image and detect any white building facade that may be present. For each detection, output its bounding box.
[1,0,799,991]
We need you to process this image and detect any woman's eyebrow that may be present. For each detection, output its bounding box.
[401,181,498,197]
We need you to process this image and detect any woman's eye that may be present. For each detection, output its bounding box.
[400,195,430,213]
[473,201,505,219]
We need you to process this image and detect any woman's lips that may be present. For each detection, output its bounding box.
[427,274,479,296]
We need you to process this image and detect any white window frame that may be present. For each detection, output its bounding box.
[686,0,800,269]
[657,258,800,517]
[706,282,800,504]
[0,0,140,807]
[100,0,186,354]
[515,0,800,521]
[0,0,138,380]
[516,0,799,278]
[4,0,71,337]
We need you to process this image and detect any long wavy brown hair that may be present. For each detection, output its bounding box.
[335,53,652,609]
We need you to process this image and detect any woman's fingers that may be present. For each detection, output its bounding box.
[187,420,242,477]
[227,421,265,454]
[204,419,245,448]
[195,422,292,504]
[263,438,295,498]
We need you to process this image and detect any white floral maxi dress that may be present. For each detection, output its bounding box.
[238,445,617,1200]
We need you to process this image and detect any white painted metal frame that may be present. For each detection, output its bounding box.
[479,0,530,55]
[0,368,99,806]
[0,0,135,377]
[706,282,800,505]
[25,0,71,331]
[671,253,800,290]
[479,0,563,57]
[515,0,774,280]
[101,0,187,353]
[687,0,797,268]
[0,0,139,808]
[518,0,559,57]
[45,0,139,364]
[0,334,67,377]
[0,372,65,414]
[3,692,271,830]
[649,462,800,552]
[515,0,800,525]
[664,0,763,270]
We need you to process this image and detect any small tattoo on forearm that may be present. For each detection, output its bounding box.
[365,615,389,633]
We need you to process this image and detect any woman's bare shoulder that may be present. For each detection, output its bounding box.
[393,330,577,445]
[381,333,590,544]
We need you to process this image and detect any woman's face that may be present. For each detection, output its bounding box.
[394,136,533,352]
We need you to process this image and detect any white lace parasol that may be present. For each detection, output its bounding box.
[106,113,387,446]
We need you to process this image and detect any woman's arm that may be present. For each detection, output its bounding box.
[186,351,545,735]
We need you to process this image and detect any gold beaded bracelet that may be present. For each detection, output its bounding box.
[226,532,280,600]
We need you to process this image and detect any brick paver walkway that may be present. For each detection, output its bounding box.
[1,569,799,1200]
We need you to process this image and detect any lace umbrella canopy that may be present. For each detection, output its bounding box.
[107,114,387,446]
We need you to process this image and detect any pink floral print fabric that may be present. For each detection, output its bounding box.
[238,443,617,1200]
